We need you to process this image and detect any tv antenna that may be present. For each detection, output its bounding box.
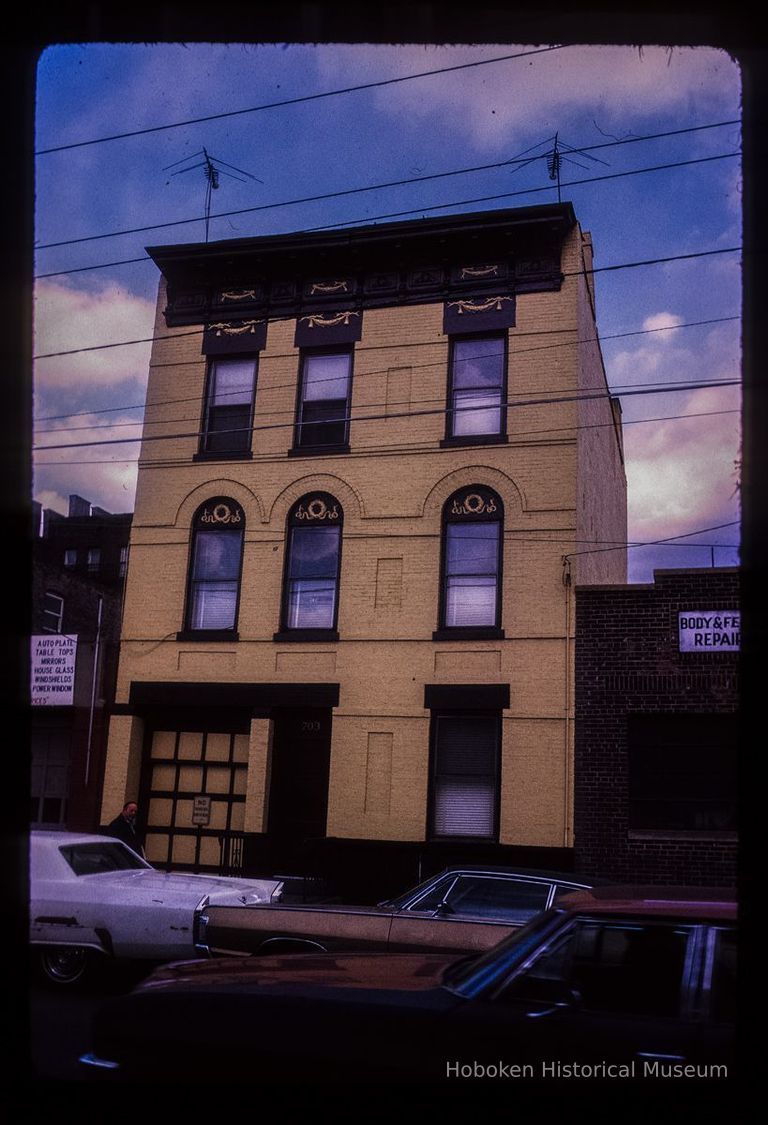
[164,147,263,241]
[546,133,609,202]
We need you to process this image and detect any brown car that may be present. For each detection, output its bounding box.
[83,886,736,1083]
[194,866,595,958]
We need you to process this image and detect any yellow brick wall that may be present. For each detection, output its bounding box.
[106,224,625,851]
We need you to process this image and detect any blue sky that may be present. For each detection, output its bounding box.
[32,42,742,581]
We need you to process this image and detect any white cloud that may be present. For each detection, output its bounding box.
[33,412,142,516]
[314,44,740,154]
[34,279,155,390]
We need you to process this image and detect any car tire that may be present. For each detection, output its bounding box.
[38,946,93,988]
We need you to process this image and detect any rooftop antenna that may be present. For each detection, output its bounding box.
[546,132,610,202]
[163,147,263,242]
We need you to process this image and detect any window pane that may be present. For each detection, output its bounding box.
[433,715,497,837]
[189,581,238,630]
[453,389,502,436]
[287,579,336,628]
[452,337,504,389]
[446,876,551,921]
[298,398,348,447]
[446,523,499,575]
[210,360,255,406]
[289,527,340,579]
[303,353,350,401]
[445,577,497,626]
[192,530,242,581]
[433,777,494,836]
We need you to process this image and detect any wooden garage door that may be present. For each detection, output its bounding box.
[143,729,249,872]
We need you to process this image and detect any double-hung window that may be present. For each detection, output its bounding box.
[447,335,506,440]
[182,499,245,637]
[437,487,504,637]
[42,592,64,633]
[201,358,257,455]
[277,494,342,639]
[294,351,352,451]
[430,713,500,839]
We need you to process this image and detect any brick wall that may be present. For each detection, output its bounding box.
[574,568,739,886]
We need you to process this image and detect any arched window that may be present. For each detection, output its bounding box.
[182,498,245,636]
[277,493,343,638]
[436,486,504,638]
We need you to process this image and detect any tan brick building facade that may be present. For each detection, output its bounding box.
[102,204,626,895]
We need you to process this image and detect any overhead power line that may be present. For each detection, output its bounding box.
[32,376,740,453]
[35,151,741,281]
[32,407,740,459]
[34,314,740,433]
[32,249,742,362]
[35,46,566,156]
[35,119,739,251]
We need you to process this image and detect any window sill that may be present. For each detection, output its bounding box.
[440,434,508,449]
[193,450,253,462]
[176,630,240,642]
[287,444,351,458]
[432,627,505,641]
[273,629,340,643]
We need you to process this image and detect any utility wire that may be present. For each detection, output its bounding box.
[32,248,742,362]
[32,377,740,453]
[564,521,739,560]
[35,120,739,251]
[34,315,739,429]
[35,152,741,281]
[35,46,567,156]
[32,407,740,463]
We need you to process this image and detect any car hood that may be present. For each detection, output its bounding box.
[138,950,459,993]
[78,869,281,905]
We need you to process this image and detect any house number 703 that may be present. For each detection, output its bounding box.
[301,721,321,732]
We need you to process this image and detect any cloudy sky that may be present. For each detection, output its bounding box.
[33,42,742,581]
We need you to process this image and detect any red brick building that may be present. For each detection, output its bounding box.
[574,568,739,887]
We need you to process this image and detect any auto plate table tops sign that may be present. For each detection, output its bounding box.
[31,634,78,705]
[678,611,740,652]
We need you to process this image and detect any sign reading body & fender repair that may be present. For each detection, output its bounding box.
[678,611,740,652]
[31,634,78,705]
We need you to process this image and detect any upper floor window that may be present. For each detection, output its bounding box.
[63,549,77,568]
[182,499,245,636]
[294,350,352,452]
[87,548,101,574]
[119,545,128,578]
[446,335,507,441]
[201,357,257,455]
[277,493,342,639]
[436,487,504,638]
[42,592,64,633]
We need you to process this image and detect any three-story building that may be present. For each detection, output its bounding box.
[102,202,626,895]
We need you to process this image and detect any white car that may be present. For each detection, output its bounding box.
[30,831,283,987]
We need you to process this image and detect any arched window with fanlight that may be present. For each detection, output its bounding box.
[275,493,343,641]
[435,486,504,640]
[179,498,245,639]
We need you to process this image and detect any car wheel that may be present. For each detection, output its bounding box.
[38,946,92,987]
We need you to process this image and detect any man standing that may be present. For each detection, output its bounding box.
[104,801,144,856]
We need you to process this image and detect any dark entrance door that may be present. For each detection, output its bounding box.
[267,708,332,872]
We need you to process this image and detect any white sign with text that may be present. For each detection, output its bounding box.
[31,634,78,705]
[678,611,740,652]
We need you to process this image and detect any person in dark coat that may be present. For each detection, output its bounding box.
[104,801,144,855]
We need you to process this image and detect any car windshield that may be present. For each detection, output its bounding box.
[441,909,563,992]
[60,842,150,875]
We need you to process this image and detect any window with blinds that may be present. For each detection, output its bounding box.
[201,357,257,454]
[431,714,499,838]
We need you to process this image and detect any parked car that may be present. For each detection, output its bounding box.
[30,831,283,987]
[196,866,596,959]
[80,886,736,1082]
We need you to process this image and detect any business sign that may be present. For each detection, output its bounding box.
[192,796,212,826]
[678,611,740,652]
[31,634,78,705]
